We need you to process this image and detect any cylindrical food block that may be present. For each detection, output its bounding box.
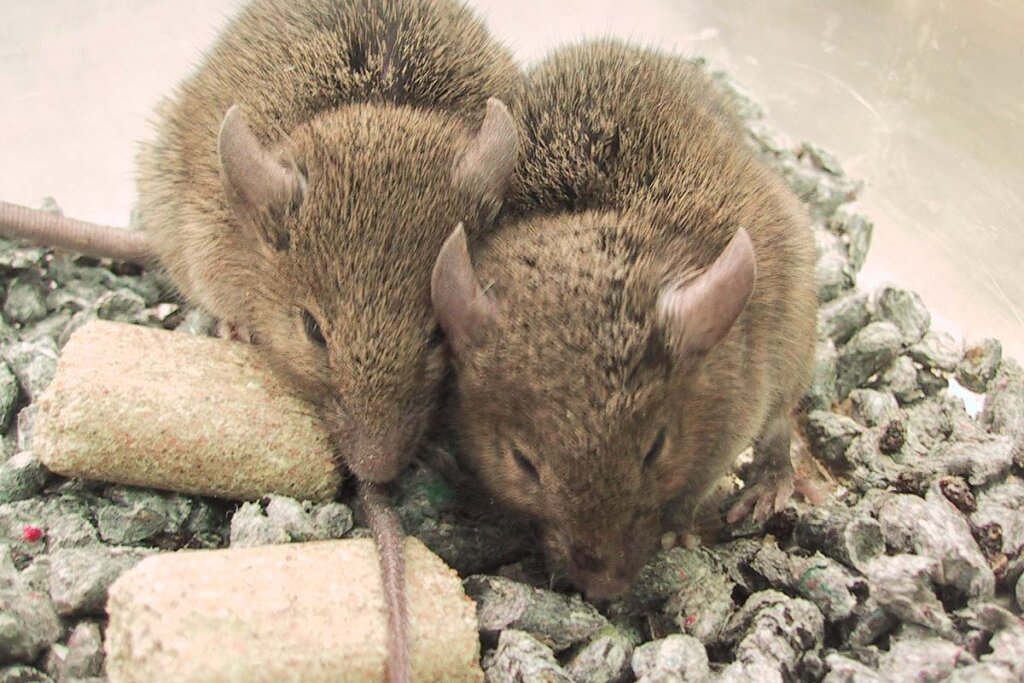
[105,538,484,682]
[34,320,341,501]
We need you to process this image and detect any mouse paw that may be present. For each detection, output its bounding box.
[726,469,794,525]
[725,468,824,525]
[216,320,254,343]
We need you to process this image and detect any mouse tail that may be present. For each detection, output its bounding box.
[360,480,412,683]
[0,200,154,265]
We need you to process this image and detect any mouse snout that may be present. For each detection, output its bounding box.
[566,543,635,602]
[347,443,402,483]
[549,508,662,602]
[327,414,408,483]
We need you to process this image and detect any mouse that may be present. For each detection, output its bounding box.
[430,39,819,602]
[1,1,521,679]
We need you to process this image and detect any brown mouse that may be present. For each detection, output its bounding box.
[430,40,818,601]
[1,0,521,679]
[5,0,520,479]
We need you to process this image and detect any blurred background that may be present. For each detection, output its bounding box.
[1,0,1021,358]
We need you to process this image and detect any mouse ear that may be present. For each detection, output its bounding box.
[451,97,519,223]
[431,223,498,351]
[655,228,756,358]
[218,105,306,250]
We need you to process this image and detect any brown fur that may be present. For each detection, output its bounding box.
[136,0,521,478]
[132,2,522,680]
[0,3,519,678]
[435,41,817,600]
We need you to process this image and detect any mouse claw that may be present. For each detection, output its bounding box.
[726,466,799,525]
[793,476,826,506]
[725,495,755,525]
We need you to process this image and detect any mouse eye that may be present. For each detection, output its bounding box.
[302,309,326,347]
[427,324,445,349]
[643,427,666,469]
[512,448,540,482]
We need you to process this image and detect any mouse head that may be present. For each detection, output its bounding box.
[431,212,755,599]
[217,99,517,483]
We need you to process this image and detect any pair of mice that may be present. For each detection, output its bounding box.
[0,0,819,675]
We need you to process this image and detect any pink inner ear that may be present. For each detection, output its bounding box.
[431,223,497,349]
[656,227,757,356]
[217,105,305,230]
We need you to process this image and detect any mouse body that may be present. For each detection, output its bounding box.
[431,40,817,600]
[138,0,521,482]
[3,0,521,481]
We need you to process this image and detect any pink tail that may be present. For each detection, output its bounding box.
[0,200,153,265]
[360,481,412,683]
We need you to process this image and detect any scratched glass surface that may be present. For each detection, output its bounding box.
[1,0,1021,358]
